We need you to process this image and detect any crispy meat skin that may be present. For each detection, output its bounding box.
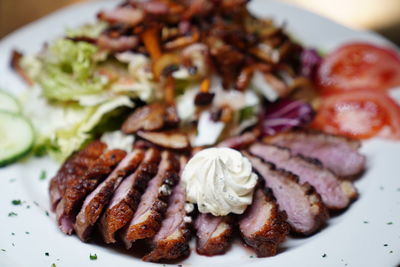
[49,141,107,211]
[264,130,366,178]
[239,188,289,257]
[195,214,233,256]
[143,157,190,262]
[250,143,358,209]
[122,151,180,247]
[56,149,126,234]
[99,148,161,243]
[74,150,144,241]
[245,152,328,235]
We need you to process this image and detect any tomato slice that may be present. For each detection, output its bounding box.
[312,91,400,139]
[317,43,400,94]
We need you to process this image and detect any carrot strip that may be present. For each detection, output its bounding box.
[164,76,176,104]
[141,25,162,61]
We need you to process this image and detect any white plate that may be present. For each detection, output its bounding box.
[0,1,399,266]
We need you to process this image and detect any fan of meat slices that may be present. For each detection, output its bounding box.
[45,0,370,263]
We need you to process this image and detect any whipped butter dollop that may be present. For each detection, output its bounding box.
[182,148,258,216]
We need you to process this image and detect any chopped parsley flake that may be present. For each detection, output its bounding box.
[1,249,5,252]
[25,231,30,235]
[39,170,47,180]
[249,255,255,258]
[390,250,393,253]
[11,200,22,205]
[52,264,56,267]
[384,244,388,247]
[11,243,15,247]
[11,232,15,236]
[45,211,50,217]
[8,212,17,217]
[89,253,97,260]
[322,253,327,258]
[387,222,393,225]
[26,205,30,209]
[33,201,39,207]
[45,252,50,256]
[363,221,369,224]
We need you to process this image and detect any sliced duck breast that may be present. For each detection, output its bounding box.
[143,156,191,262]
[56,149,126,234]
[122,151,180,248]
[249,143,357,209]
[239,188,289,257]
[264,130,365,178]
[195,214,233,256]
[49,141,106,211]
[245,152,328,235]
[99,148,161,243]
[74,150,144,241]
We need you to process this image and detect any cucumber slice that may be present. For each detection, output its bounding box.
[0,90,20,113]
[0,111,34,167]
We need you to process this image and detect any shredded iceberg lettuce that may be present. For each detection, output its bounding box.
[23,39,108,101]
[21,86,133,161]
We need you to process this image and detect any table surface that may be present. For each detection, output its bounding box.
[1,0,400,45]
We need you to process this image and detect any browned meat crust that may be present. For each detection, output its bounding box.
[49,141,107,211]
[195,214,233,256]
[122,151,180,248]
[245,152,328,235]
[142,156,191,262]
[99,148,161,243]
[74,150,145,241]
[239,188,289,257]
[56,149,126,234]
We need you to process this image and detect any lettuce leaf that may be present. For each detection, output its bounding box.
[28,39,108,101]
[21,86,133,161]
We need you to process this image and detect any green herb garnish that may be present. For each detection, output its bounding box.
[322,253,327,258]
[8,212,17,217]
[11,200,22,205]
[39,170,47,180]
[89,253,97,260]
[45,252,50,256]
[387,222,393,225]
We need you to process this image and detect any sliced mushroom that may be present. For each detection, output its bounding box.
[121,103,179,134]
[137,130,189,149]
